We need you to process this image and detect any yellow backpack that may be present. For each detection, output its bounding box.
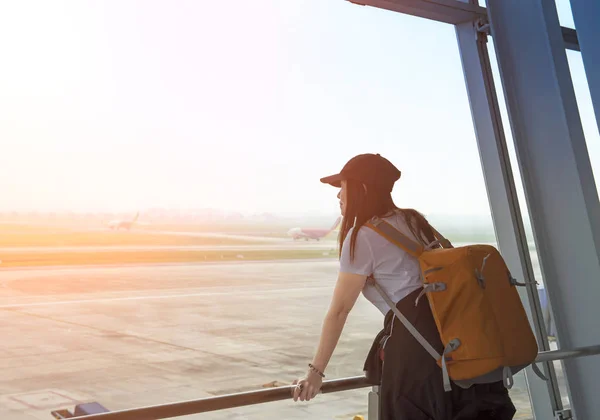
[365,216,540,391]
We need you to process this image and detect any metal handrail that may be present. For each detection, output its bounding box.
[65,345,600,420]
[66,376,371,420]
[535,344,600,363]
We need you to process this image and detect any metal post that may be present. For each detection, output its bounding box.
[454,9,561,419]
[569,0,600,134]
[486,0,600,418]
[346,0,486,24]
[368,386,380,420]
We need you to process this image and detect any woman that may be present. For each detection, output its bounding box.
[291,153,516,419]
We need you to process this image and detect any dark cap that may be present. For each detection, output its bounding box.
[320,153,401,191]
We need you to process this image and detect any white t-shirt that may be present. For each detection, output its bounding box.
[339,211,423,315]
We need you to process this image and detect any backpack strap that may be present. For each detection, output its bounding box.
[366,217,424,258]
[366,276,459,391]
[366,276,441,362]
[367,216,453,256]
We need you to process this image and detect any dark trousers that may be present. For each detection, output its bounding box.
[364,288,516,420]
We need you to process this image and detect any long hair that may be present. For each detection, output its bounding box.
[338,179,438,261]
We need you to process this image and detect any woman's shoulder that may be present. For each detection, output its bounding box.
[377,211,422,243]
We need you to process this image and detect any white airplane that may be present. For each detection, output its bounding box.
[108,212,140,230]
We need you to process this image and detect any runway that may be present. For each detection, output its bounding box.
[0,260,547,419]
[0,242,336,254]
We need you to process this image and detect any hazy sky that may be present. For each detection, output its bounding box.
[0,0,597,217]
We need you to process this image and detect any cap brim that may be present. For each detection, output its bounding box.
[320,174,343,188]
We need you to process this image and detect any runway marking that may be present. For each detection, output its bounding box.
[0,285,331,309]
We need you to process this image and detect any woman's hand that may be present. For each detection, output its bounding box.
[291,370,323,402]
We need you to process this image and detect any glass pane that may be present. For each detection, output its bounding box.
[0,1,536,419]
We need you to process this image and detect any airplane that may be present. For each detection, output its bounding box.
[287,216,342,241]
[108,212,140,230]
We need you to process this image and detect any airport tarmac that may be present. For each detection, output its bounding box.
[0,260,561,419]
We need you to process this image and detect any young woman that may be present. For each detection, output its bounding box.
[291,153,516,419]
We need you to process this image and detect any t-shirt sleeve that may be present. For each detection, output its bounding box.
[339,227,374,276]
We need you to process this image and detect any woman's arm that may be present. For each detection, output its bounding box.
[310,271,367,373]
[293,271,367,402]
